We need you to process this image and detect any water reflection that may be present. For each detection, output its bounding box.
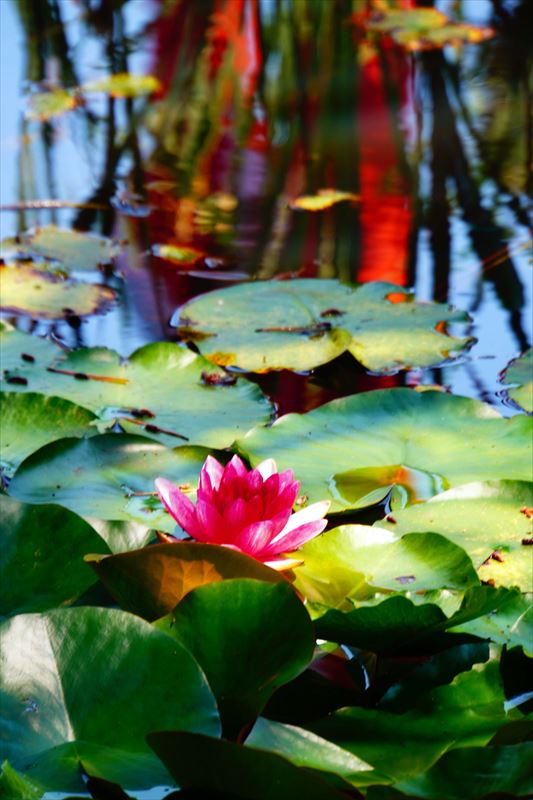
[0,0,531,412]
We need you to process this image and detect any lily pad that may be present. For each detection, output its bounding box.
[8,433,211,528]
[0,392,97,477]
[0,607,220,792]
[165,579,315,738]
[293,526,478,609]
[379,481,533,591]
[0,495,109,617]
[87,543,284,621]
[307,661,509,781]
[289,189,359,212]
[238,389,532,512]
[26,89,79,121]
[500,349,533,413]
[366,8,448,33]
[11,226,118,270]
[0,263,116,319]
[82,73,161,98]
[0,332,272,449]
[173,280,473,373]
[0,761,43,800]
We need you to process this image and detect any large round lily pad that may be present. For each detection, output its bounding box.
[1,329,272,448]
[0,263,116,319]
[173,280,472,373]
[500,349,532,413]
[0,607,220,792]
[8,433,211,528]
[10,226,118,270]
[379,481,533,591]
[0,392,97,477]
[238,389,531,512]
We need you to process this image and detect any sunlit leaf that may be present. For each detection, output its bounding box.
[0,761,43,800]
[82,73,161,98]
[289,189,359,212]
[238,389,532,511]
[148,731,355,799]
[163,579,315,738]
[379,481,533,591]
[87,543,284,621]
[307,661,510,781]
[152,243,206,266]
[12,226,119,270]
[0,392,97,477]
[0,263,116,319]
[8,434,210,529]
[451,590,532,655]
[293,526,478,608]
[0,607,220,792]
[26,89,80,121]
[500,349,533,413]
[173,280,473,373]
[0,331,273,449]
[0,495,109,616]
[394,23,494,51]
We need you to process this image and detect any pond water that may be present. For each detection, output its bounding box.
[1,0,531,419]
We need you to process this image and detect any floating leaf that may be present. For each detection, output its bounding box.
[394,23,494,51]
[308,661,509,781]
[293,526,478,608]
[173,280,473,373]
[8,434,210,528]
[500,349,533,413]
[152,243,206,266]
[26,88,80,121]
[82,73,161,98]
[394,743,533,799]
[0,495,109,617]
[0,333,272,449]
[366,8,448,34]
[238,389,531,511]
[0,607,220,792]
[0,392,97,476]
[13,226,118,270]
[148,731,355,799]
[0,263,116,319]
[289,189,359,212]
[164,579,315,737]
[451,590,532,655]
[0,761,43,800]
[379,481,533,591]
[87,543,284,621]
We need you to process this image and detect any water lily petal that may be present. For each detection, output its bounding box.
[155,477,198,534]
[195,499,227,543]
[266,518,328,555]
[219,454,248,502]
[256,458,277,480]
[263,556,304,571]
[238,519,275,555]
[199,454,225,494]
[276,500,331,536]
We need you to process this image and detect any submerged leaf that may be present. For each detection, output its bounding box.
[0,262,116,319]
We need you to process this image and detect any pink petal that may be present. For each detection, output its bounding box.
[256,458,277,480]
[276,501,331,537]
[237,520,275,555]
[223,497,249,536]
[155,477,199,536]
[246,469,263,495]
[199,455,224,495]
[195,499,227,543]
[265,518,328,555]
[218,455,248,502]
[264,482,299,519]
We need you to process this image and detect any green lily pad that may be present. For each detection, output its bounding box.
[87,543,284,621]
[0,495,109,617]
[307,661,510,781]
[0,263,116,319]
[394,743,533,799]
[246,718,374,785]
[0,607,220,793]
[238,389,531,512]
[501,349,533,413]
[26,89,79,121]
[0,392,97,477]
[164,579,315,738]
[379,481,533,591]
[0,330,272,448]
[293,526,478,608]
[11,226,118,270]
[82,73,161,98]
[148,731,354,799]
[86,518,153,553]
[173,280,472,373]
[0,761,43,800]
[8,433,210,528]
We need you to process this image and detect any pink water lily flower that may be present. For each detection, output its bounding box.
[155,455,330,570]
